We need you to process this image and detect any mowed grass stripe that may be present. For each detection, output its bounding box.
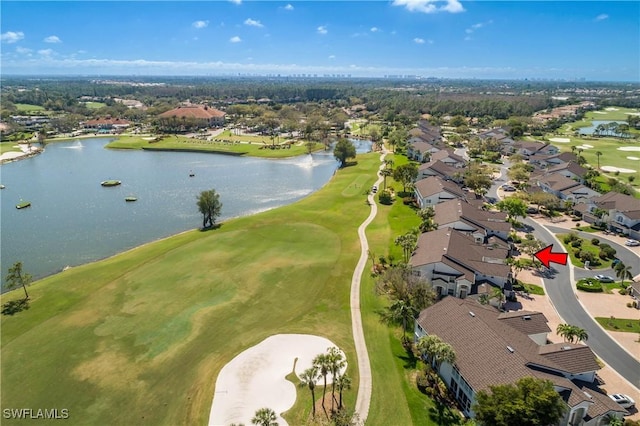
[1,153,380,425]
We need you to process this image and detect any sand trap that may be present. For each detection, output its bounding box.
[625,112,640,116]
[0,151,27,161]
[605,107,619,111]
[593,111,607,114]
[208,334,346,426]
[627,156,640,160]
[601,166,636,173]
[142,137,156,140]
[549,137,570,143]
[582,144,593,148]
[576,145,591,150]
[618,147,640,152]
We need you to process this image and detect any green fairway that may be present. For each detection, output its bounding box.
[1,153,383,425]
[105,134,324,158]
[584,107,640,121]
[15,103,44,112]
[84,101,107,109]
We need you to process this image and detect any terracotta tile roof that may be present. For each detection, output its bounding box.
[158,105,226,119]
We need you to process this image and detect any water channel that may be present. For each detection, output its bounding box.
[1,138,371,288]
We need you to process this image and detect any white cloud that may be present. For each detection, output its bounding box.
[192,20,209,29]
[328,55,336,59]
[1,31,25,44]
[595,14,609,21]
[317,26,328,35]
[38,49,54,56]
[370,27,380,32]
[392,0,464,14]
[244,18,264,28]
[284,4,294,11]
[16,46,32,55]
[414,37,425,44]
[229,0,242,4]
[465,20,493,35]
[44,35,62,43]
[229,36,242,43]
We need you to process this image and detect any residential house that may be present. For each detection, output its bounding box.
[158,105,226,127]
[532,162,589,183]
[418,160,462,182]
[576,192,640,239]
[409,228,512,298]
[432,198,512,243]
[478,128,515,146]
[407,140,439,162]
[528,152,579,170]
[508,140,560,157]
[416,120,443,144]
[414,297,627,424]
[414,176,466,208]
[630,282,640,309]
[534,172,600,203]
[430,149,466,168]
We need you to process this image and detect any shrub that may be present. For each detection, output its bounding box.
[378,190,393,205]
[416,371,429,393]
[571,239,582,248]
[576,278,603,292]
[619,288,629,296]
[591,238,600,246]
[600,245,616,259]
[627,302,634,308]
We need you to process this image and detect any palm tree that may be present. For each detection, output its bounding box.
[298,367,319,417]
[614,262,634,288]
[327,347,345,411]
[251,407,278,426]
[433,341,456,371]
[417,207,438,232]
[380,168,393,190]
[556,323,588,343]
[556,323,573,342]
[394,231,418,264]
[491,287,506,310]
[335,374,352,409]
[572,326,588,343]
[417,334,441,366]
[313,353,331,414]
[595,151,603,170]
[385,298,418,343]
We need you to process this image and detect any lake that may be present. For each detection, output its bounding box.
[578,120,628,137]
[1,138,371,288]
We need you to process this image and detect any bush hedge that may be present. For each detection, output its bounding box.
[576,278,603,292]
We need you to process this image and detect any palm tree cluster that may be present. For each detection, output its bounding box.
[298,347,351,420]
[415,334,457,403]
[376,265,436,343]
[556,323,588,343]
[614,261,634,289]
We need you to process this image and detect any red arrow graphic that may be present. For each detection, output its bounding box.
[534,245,568,268]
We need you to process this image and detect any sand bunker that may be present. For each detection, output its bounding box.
[208,334,347,426]
[605,107,619,111]
[142,137,156,140]
[625,112,640,116]
[576,145,592,150]
[601,166,636,173]
[593,111,606,114]
[618,147,640,152]
[0,151,27,161]
[627,157,640,161]
[549,137,570,143]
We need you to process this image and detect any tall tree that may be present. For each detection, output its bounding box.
[417,207,438,232]
[335,374,352,410]
[595,151,603,170]
[394,231,418,264]
[5,261,32,300]
[496,197,527,221]
[392,163,418,193]
[556,323,588,343]
[196,189,223,229]
[473,377,565,426]
[384,298,419,343]
[313,353,332,413]
[416,334,456,371]
[251,407,278,426]
[380,168,393,190]
[327,347,345,411]
[298,367,320,418]
[614,262,634,288]
[333,138,356,168]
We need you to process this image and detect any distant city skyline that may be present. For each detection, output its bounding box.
[1,1,638,81]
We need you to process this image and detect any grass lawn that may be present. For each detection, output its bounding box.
[595,317,640,333]
[558,234,613,269]
[584,107,640,121]
[516,282,545,295]
[84,101,107,109]
[1,153,386,425]
[105,134,324,158]
[15,103,44,112]
[0,141,24,154]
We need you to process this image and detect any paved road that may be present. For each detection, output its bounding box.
[524,218,640,388]
[487,159,639,388]
[350,149,387,425]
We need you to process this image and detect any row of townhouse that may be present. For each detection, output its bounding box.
[404,123,628,425]
[575,192,640,240]
[414,297,628,424]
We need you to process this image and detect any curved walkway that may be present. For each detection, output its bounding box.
[351,149,387,425]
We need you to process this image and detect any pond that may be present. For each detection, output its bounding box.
[1,138,371,288]
[578,120,630,137]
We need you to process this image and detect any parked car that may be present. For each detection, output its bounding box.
[609,393,635,409]
[501,185,516,192]
[594,275,615,283]
[526,206,538,214]
[625,239,640,247]
[371,185,378,193]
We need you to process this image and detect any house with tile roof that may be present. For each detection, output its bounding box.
[414,297,627,424]
[158,105,226,127]
[406,140,439,162]
[534,172,600,203]
[409,228,512,298]
[83,117,131,133]
[575,192,640,239]
[508,140,559,157]
[432,198,512,243]
[414,176,466,208]
[430,149,467,168]
[528,152,579,170]
[417,160,462,182]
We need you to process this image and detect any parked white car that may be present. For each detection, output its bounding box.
[609,393,635,409]
[625,239,640,247]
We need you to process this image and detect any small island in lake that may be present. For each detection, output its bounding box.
[101,180,122,187]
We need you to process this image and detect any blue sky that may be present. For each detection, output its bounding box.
[1,1,638,81]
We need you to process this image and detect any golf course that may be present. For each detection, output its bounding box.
[0,151,402,425]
